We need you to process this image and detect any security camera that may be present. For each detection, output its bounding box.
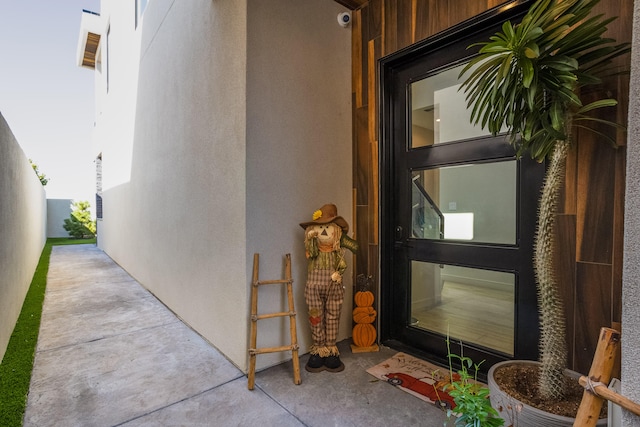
[337,12,351,28]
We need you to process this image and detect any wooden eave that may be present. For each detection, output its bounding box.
[333,0,367,10]
[77,9,101,70]
[82,32,101,69]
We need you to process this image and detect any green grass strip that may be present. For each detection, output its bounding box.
[0,238,96,426]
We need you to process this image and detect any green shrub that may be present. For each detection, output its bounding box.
[63,201,96,239]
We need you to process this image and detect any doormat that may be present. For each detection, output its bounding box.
[366,352,459,410]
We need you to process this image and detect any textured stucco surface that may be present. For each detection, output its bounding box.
[622,1,640,425]
[95,0,351,371]
[246,0,353,369]
[0,112,46,362]
[97,0,249,371]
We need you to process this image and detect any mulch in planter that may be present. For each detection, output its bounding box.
[493,364,607,419]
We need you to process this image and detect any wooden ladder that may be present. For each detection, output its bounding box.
[247,253,301,390]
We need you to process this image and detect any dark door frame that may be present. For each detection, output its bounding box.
[378,0,542,373]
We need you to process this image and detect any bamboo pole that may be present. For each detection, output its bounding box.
[285,254,301,385]
[573,327,621,426]
[255,311,294,320]
[247,254,260,390]
[250,345,296,355]
[578,376,640,416]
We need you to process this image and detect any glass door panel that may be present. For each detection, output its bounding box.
[412,161,517,245]
[410,261,514,355]
[411,63,494,148]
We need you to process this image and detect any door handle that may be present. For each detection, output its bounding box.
[395,225,404,240]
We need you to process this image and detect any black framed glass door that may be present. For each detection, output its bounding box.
[379,0,543,371]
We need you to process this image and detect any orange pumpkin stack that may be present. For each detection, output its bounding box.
[351,275,379,352]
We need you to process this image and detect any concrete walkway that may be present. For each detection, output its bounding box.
[24,244,450,426]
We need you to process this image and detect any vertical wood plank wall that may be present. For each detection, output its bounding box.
[349,0,631,372]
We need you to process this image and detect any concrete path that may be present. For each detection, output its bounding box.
[24,244,450,426]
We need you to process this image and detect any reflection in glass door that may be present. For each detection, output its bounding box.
[410,64,492,148]
[411,162,517,245]
[411,262,514,355]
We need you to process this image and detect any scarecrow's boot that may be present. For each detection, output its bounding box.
[324,345,344,372]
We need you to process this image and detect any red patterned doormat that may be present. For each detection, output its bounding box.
[366,352,459,410]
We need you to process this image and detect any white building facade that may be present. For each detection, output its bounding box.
[78,0,353,372]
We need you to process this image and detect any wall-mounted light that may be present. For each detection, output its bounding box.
[443,212,474,240]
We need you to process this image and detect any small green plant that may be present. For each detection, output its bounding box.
[444,337,504,427]
[63,201,96,239]
[29,159,48,186]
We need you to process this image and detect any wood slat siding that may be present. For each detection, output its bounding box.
[348,0,631,371]
[575,262,613,374]
[554,214,577,367]
[576,133,616,265]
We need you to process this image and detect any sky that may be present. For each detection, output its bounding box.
[0,0,101,206]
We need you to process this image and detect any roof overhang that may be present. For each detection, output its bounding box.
[76,10,102,69]
[333,0,367,10]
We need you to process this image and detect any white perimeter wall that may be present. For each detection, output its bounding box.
[96,0,351,372]
[47,199,72,238]
[0,112,47,362]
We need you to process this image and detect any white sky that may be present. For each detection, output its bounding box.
[0,0,101,206]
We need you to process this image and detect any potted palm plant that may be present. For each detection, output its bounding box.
[459,0,629,424]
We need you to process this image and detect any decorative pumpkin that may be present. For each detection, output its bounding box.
[353,323,376,347]
[354,290,374,307]
[352,274,378,349]
[352,306,377,324]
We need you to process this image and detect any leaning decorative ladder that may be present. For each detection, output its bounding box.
[247,253,301,390]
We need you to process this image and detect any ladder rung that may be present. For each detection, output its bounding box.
[249,344,298,355]
[254,311,296,321]
[255,279,292,286]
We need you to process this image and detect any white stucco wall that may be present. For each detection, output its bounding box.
[0,112,47,362]
[47,199,73,238]
[622,1,640,425]
[246,0,353,368]
[97,0,248,369]
[95,0,351,372]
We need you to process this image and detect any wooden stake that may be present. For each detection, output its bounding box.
[573,327,621,426]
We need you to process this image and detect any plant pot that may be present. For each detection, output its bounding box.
[487,360,606,427]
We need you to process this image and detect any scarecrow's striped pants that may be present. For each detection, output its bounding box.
[304,268,344,355]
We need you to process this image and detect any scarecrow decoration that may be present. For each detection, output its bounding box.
[300,204,358,373]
